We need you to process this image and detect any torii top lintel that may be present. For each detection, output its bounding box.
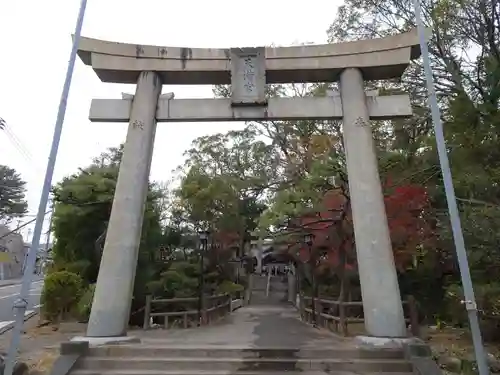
[76,29,425,85]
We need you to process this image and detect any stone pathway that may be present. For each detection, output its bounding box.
[132,304,352,349]
[75,306,412,374]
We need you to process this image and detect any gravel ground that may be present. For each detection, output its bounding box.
[0,317,86,373]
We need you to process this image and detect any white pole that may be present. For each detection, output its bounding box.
[3,1,88,374]
[413,1,489,374]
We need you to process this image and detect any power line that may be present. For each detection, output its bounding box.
[2,130,32,165]
[0,117,44,174]
[0,119,34,161]
[0,211,51,241]
[4,125,35,161]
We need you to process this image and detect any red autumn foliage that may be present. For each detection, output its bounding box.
[385,184,433,270]
[293,189,355,270]
[291,182,433,273]
[211,230,240,252]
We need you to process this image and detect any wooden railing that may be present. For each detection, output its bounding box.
[143,294,232,329]
[299,295,420,337]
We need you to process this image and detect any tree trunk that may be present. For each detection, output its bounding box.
[335,245,348,315]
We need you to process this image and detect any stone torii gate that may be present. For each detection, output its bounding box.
[76,30,422,341]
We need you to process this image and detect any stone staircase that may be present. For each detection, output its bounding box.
[64,277,421,375]
[250,274,288,306]
[70,344,415,375]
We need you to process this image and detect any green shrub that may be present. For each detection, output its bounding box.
[77,284,96,322]
[64,260,92,277]
[160,267,199,298]
[41,271,84,321]
[216,280,244,295]
[44,259,91,277]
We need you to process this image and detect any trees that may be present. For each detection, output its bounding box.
[175,129,273,255]
[325,0,500,328]
[271,180,432,299]
[42,0,500,336]
[384,183,434,271]
[194,80,435,310]
[0,165,27,225]
[48,146,165,324]
[214,79,435,305]
[48,144,244,324]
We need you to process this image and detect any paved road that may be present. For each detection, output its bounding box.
[0,279,43,322]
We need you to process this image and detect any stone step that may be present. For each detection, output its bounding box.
[251,289,287,294]
[251,293,287,299]
[249,299,289,306]
[252,277,286,289]
[72,370,413,375]
[253,282,287,287]
[253,286,286,290]
[77,357,412,373]
[87,345,406,360]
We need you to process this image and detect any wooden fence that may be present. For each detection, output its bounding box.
[143,294,232,329]
[299,295,420,337]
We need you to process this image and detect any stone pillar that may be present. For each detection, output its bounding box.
[87,71,162,337]
[287,272,296,303]
[256,252,262,274]
[339,68,406,338]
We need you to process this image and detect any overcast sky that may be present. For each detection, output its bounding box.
[0,0,341,240]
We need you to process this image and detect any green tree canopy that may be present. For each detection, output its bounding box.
[49,146,165,324]
[174,129,273,253]
[0,164,27,225]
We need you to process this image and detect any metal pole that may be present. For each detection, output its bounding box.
[413,1,489,374]
[45,199,54,252]
[42,200,55,275]
[198,241,205,325]
[3,1,87,374]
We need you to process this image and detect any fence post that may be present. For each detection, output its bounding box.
[339,301,347,336]
[314,299,321,326]
[300,295,306,321]
[266,271,271,297]
[143,295,152,330]
[407,295,420,337]
[201,295,207,325]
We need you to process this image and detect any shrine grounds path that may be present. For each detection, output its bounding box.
[131,304,351,349]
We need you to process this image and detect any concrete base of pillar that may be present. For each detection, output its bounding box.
[354,335,422,349]
[71,335,140,347]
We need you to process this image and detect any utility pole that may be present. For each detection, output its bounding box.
[3,1,88,374]
[413,1,488,374]
[45,198,53,251]
[42,199,55,274]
